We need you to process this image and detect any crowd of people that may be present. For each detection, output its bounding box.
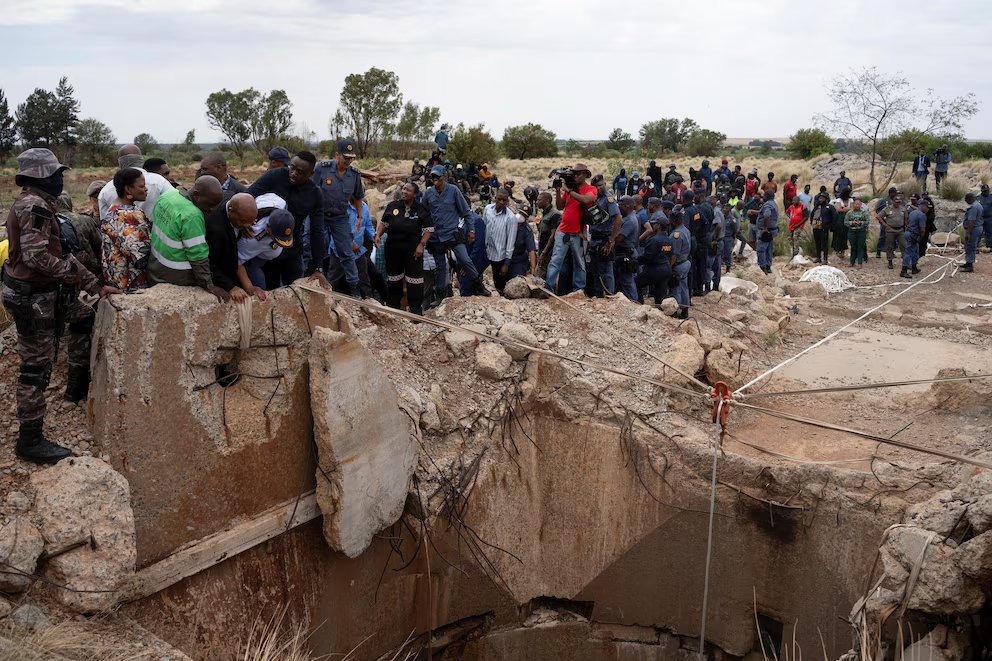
[2,141,990,464]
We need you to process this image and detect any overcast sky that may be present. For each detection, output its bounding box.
[2,0,989,145]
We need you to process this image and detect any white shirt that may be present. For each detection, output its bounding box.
[98,169,173,223]
[238,216,282,264]
[482,204,519,263]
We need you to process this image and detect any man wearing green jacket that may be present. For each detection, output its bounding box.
[148,176,229,301]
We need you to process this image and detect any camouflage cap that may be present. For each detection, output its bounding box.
[16,148,69,179]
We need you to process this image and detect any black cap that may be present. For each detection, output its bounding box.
[267,146,291,164]
[337,139,357,157]
[888,186,898,193]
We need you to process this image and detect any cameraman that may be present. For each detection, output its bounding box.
[546,163,596,293]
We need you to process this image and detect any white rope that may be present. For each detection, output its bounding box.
[697,400,723,661]
[237,297,254,350]
[735,258,954,395]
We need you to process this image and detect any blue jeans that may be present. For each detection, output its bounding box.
[983,217,992,248]
[429,241,479,289]
[673,260,691,309]
[902,232,919,269]
[757,231,776,269]
[546,232,586,292]
[709,253,722,291]
[326,215,359,286]
[966,226,980,264]
[722,236,734,269]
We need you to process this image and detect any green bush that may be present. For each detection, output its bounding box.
[938,177,969,200]
[788,128,834,159]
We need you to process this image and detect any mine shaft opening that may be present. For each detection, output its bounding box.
[214,363,241,388]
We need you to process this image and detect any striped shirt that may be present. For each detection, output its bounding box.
[147,189,212,288]
[482,204,519,263]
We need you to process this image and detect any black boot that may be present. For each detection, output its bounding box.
[876,251,882,259]
[911,265,921,275]
[899,269,911,279]
[961,263,975,272]
[473,278,491,296]
[63,366,91,404]
[16,420,72,464]
[887,259,893,270]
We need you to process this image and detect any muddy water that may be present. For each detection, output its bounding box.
[780,328,992,392]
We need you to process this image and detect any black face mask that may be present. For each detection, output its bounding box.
[34,172,65,198]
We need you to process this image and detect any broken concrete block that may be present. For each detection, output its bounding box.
[30,457,136,612]
[783,281,827,299]
[957,530,992,583]
[705,348,742,389]
[660,298,679,316]
[725,308,747,323]
[90,284,347,566]
[309,327,415,558]
[498,322,539,361]
[475,342,514,380]
[0,516,43,593]
[444,329,479,358]
[649,333,705,386]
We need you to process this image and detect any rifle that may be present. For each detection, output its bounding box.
[53,283,75,363]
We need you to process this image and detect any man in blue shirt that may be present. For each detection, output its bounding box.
[962,192,983,273]
[901,198,928,278]
[326,200,376,297]
[434,124,450,151]
[312,139,365,296]
[979,184,992,249]
[613,196,640,301]
[757,190,779,274]
[670,207,692,319]
[423,165,489,298]
[458,211,489,297]
[637,216,675,305]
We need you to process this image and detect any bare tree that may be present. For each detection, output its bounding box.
[815,67,978,195]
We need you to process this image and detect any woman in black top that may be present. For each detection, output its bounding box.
[810,193,836,264]
[374,182,434,314]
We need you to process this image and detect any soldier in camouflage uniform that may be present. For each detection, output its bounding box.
[54,192,104,403]
[2,148,117,463]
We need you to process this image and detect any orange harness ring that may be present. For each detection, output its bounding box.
[711,381,732,430]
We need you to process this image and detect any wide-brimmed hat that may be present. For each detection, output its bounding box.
[16,148,69,179]
[573,163,592,177]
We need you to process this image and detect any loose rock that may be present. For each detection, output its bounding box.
[0,516,43,593]
[498,322,539,361]
[475,343,513,380]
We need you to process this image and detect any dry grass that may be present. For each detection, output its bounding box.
[0,618,160,661]
[937,177,969,200]
[238,606,328,661]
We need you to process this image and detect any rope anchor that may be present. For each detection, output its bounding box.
[710,381,732,431]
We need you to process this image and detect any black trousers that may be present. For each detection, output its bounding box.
[637,265,672,304]
[812,228,829,262]
[384,242,425,314]
[262,248,304,290]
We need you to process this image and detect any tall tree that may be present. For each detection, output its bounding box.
[53,76,80,146]
[447,124,499,166]
[639,117,699,153]
[500,123,558,160]
[0,90,16,160]
[76,118,116,166]
[15,77,81,152]
[685,129,727,156]
[182,129,198,149]
[338,67,403,156]
[606,128,635,152]
[415,106,441,143]
[205,88,256,166]
[787,128,834,159]
[134,132,158,153]
[249,89,293,153]
[395,101,420,144]
[814,67,978,195]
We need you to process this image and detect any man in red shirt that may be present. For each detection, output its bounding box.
[546,163,596,292]
[744,169,760,200]
[783,174,798,211]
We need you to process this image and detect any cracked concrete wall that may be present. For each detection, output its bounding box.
[90,285,348,566]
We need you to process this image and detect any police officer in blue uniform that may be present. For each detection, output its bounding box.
[312,139,365,296]
[670,206,692,319]
[962,192,983,273]
[586,175,622,297]
[613,196,640,301]
[682,192,704,295]
[637,214,675,305]
[901,198,928,278]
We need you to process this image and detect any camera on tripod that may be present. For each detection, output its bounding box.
[549,167,579,190]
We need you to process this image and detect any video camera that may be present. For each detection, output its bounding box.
[549,167,579,191]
